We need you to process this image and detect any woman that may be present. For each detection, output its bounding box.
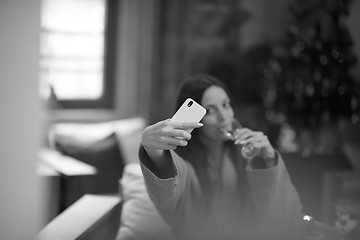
[139,74,305,240]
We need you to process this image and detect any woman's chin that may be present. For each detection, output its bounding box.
[217,134,231,142]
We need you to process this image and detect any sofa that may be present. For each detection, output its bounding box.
[48,117,144,209]
[41,117,351,240]
[43,117,175,240]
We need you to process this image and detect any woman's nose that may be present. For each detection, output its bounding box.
[217,108,227,122]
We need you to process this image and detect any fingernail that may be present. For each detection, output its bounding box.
[197,123,203,127]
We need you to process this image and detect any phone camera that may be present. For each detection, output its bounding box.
[187,101,193,107]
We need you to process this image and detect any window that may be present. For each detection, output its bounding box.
[40,0,115,108]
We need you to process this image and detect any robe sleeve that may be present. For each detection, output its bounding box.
[246,152,305,237]
[138,145,201,226]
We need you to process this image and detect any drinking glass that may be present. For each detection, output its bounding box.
[221,118,260,159]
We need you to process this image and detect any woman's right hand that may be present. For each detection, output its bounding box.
[140,119,202,177]
[141,119,203,152]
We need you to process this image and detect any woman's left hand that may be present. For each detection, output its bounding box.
[233,127,276,160]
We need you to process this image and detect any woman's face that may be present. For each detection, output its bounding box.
[199,86,234,141]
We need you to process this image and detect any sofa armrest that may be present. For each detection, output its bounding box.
[37,194,122,240]
[39,148,97,176]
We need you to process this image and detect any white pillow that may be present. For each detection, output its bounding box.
[48,117,145,146]
[114,119,145,164]
[116,163,175,240]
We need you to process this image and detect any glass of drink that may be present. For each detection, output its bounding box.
[221,118,260,159]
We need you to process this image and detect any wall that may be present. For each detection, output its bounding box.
[114,0,159,121]
[0,1,44,239]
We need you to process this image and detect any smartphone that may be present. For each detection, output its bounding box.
[171,98,206,133]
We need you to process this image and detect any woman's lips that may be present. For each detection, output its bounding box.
[219,125,231,132]
[218,126,232,138]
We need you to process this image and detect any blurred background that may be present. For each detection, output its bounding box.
[1,0,360,239]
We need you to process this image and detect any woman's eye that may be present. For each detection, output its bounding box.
[206,108,214,114]
[223,102,231,108]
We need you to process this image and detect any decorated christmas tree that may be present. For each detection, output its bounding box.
[264,0,359,131]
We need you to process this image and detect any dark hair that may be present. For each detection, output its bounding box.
[174,74,246,203]
[175,74,237,148]
[175,74,236,114]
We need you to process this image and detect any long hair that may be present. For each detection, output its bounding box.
[173,74,247,202]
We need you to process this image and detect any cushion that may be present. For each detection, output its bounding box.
[116,163,175,240]
[54,133,125,208]
[49,117,146,146]
[115,127,143,164]
[49,117,146,165]
[113,117,145,164]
